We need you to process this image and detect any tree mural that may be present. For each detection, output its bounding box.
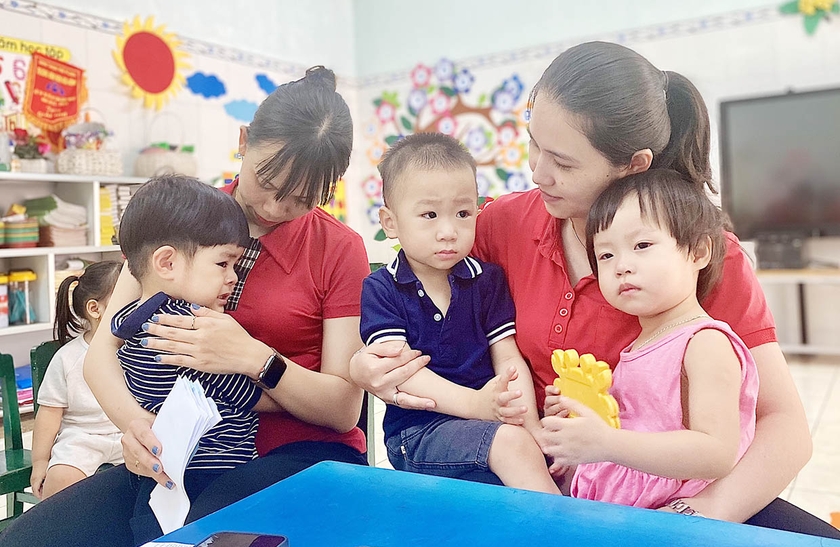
[362,58,532,239]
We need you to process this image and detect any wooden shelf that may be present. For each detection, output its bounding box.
[0,245,121,259]
[0,172,146,185]
[0,322,52,337]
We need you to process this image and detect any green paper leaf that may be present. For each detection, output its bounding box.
[779,0,800,14]
[374,228,387,241]
[804,12,822,34]
[373,98,383,107]
[391,244,402,252]
[401,116,413,131]
[496,168,509,181]
[440,86,456,97]
[385,135,400,146]
[477,93,487,106]
[382,91,401,108]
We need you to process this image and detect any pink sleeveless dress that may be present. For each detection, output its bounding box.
[570,319,759,508]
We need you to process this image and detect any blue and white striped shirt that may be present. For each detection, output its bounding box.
[360,251,517,438]
[111,292,261,470]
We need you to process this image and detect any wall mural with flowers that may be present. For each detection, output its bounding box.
[361,58,533,240]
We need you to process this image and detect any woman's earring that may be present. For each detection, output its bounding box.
[234,152,243,159]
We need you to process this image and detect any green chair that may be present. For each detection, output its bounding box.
[0,353,33,531]
[30,340,61,416]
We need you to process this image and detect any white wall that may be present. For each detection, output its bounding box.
[27,0,357,76]
[352,0,773,76]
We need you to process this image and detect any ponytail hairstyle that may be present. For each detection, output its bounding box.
[529,41,715,194]
[54,261,122,346]
[244,65,353,209]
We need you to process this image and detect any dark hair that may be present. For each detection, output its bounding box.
[378,132,477,206]
[119,174,250,280]
[245,65,353,208]
[585,169,726,300]
[529,41,714,194]
[54,260,122,346]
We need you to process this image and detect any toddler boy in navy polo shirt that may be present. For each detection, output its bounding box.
[110,175,281,542]
[360,133,560,494]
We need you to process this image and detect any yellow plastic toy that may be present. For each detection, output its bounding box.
[550,349,621,429]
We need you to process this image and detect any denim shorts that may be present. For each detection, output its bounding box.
[385,415,503,479]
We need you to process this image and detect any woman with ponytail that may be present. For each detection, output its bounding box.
[1,66,369,547]
[351,42,837,538]
[29,261,122,500]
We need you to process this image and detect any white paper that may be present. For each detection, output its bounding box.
[149,376,222,534]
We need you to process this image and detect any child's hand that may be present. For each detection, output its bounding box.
[474,366,528,424]
[543,384,571,417]
[540,396,612,472]
[30,460,48,500]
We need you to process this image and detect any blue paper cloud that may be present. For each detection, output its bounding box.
[186,72,227,98]
[224,100,259,122]
[256,74,278,94]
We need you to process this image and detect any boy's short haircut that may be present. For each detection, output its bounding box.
[585,168,727,300]
[378,132,477,206]
[119,174,251,280]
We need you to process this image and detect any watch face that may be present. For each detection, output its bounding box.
[260,353,287,389]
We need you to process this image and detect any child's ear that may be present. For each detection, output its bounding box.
[151,246,180,280]
[85,299,102,320]
[692,236,713,271]
[378,206,399,239]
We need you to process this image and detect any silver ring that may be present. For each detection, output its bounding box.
[392,391,399,406]
[190,316,196,330]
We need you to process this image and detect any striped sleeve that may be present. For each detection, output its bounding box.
[360,271,408,346]
[481,262,517,346]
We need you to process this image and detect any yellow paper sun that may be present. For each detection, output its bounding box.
[113,16,190,110]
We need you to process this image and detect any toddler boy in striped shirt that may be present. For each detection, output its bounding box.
[110,175,281,539]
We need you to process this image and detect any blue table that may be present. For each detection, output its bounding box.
[159,462,839,547]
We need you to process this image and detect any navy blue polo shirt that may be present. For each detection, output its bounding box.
[360,250,516,439]
[111,292,262,470]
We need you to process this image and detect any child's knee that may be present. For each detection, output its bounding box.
[493,424,539,455]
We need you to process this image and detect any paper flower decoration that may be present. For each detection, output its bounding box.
[113,16,190,109]
[780,0,839,34]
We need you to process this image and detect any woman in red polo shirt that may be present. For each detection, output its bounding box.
[0,67,369,547]
[351,42,839,539]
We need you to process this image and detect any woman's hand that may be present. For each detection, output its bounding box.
[122,417,173,489]
[540,396,611,473]
[349,341,433,410]
[475,366,528,425]
[139,305,268,377]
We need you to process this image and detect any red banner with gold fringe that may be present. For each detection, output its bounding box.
[22,51,87,132]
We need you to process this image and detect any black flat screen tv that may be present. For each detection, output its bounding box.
[719,87,840,241]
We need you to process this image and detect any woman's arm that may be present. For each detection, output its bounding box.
[83,264,169,486]
[348,341,434,410]
[675,342,811,521]
[260,316,365,433]
[30,406,63,499]
[84,264,154,431]
[143,312,364,433]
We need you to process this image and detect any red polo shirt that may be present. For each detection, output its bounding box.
[473,189,776,411]
[222,182,370,455]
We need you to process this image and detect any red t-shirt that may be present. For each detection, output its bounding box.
[473,189,776,411]
[222,182,370,455]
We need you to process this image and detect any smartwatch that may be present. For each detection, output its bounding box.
[253,351,287,390]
